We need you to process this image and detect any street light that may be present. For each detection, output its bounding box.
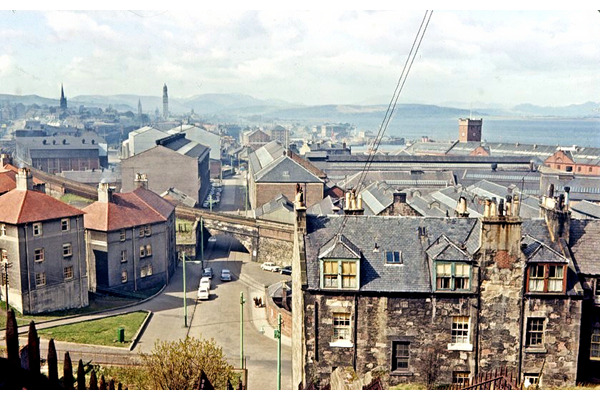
[274,313,282,390]
[240,291,245,369]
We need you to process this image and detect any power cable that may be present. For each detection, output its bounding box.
[334,10,433,238]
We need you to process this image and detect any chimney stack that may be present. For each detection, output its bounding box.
[484,198,491,218]
[344,189,364,216]
[134,173,148,189]
[490,198,497,217]
[0,154,12,170]
[98,181,114,203]
[455,196,469,217]
[16,167,33,191]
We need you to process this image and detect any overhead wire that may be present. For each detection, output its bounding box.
[334,10,434,238]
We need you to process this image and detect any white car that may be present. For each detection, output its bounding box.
[200,276,211,290]
[261,262,280,272]
[197,287,209,300]
[208,237,217,242]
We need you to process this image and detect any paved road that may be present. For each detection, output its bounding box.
[4,231,292,390]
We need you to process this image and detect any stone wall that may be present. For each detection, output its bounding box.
[265,287,293,337]
[257,236,293,266]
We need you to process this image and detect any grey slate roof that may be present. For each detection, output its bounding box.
[254,194,294,218]
[254,156,323,183]
[155,133,209,160]
[569,219,600,275]
[307,196,341,216]
[571,201,600,219]
[426,235,473,262]
[521,235,568,263]
[305,215,480,293]
[319,234,362,259]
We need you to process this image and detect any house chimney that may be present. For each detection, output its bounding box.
[564,186,570,208]
[344,189,364,216]
[98,181,113,203]
[490,198,497,217]
[135,173,148,189]
[484,198,491,218]
[505,195,512,217]
[16,167,33,191]
[498,198,505,217]
[455,196,469,217]
[0,154,12,170]
[513,194,520,217]
[539,185,571,243]
[295,184,307,235]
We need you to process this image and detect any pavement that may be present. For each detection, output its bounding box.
[0,250,291,353]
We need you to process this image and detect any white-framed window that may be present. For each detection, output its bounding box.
[146,244,152,257]
[33,222,42,237]
[63,243,72,257]
[120,229,126,241]
[591,327,600,360]
[321,259,358,290]
[144,225,151,236]
[34,248,44,262]
[385,251,402,264]
[524,373,540,388]
[1,224,6,236]
[64,266,73,280]
[141,264,153,278]
[448,315,473,351]
[121,269,128,283]
[332,312,351,344]
[61,218,70,232]
[1,249,7,262]
[391,342,410,371]
[140,246,146,258]
[452,371,470,386]
[35,272,46,286]
[120,250,127,263]
[139,227,145,238]
[526,318,544,347]
[435,262,470,291]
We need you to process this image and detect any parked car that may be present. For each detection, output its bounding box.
[261,262,280,272]
[280,266,292,275]
[200,276,211,289]
[197,287,209,300]
[221,269,232,281]
[202,267,213,278]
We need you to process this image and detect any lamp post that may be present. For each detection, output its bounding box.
[274,313,282,390]
[240,291,245,369]
[182,251,187,327]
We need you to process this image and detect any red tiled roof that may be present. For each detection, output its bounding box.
[83,187,175,231]
[0,189,84,224]
[0,171,17,194]
[0,165,45,185]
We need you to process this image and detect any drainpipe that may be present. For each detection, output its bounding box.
[76,216,84,307]
[353,294,358,372]
[24,223,32,313]
[132,226,137,291]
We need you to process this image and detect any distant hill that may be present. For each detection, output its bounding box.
[1,92,598,120]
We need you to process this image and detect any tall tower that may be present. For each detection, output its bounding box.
[162,84,169,120]
[138,99,143,127]
[458,118,482,142]
[60,84,67,110]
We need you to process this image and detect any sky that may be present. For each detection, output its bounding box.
[1,6,599,108]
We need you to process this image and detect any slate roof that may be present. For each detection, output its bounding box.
[305,215,480,293]
[426,235,473,262]
[319,234,361,259]
[254,194,294,218]
[521,235,568,263]
[0,188,84,224]
[307,196,341,216]
[571,201,600,219]
[359,181,394,216]
[569,219,600,275]
[160,187,197,208]
[83,187,174,231]
[336,170,455,190]
[155,134,209,160]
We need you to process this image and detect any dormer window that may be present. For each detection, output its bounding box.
[434,262,471,291]
[318,234,361,290]
[527,264,565,293]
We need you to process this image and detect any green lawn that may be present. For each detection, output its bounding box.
[37,311,149,347]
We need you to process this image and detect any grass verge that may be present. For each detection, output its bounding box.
[37,311,149,347]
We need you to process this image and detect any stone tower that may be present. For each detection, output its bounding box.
[60,84,67,110]
[458,118,482,142]
[162,83,169,120]
[138,99,143,127]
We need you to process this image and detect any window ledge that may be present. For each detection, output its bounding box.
[390,371,413,376]
[329,341,353,348]
[525,347,547,354]
[447,343,473,351]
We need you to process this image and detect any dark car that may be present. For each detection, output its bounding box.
[202,267,213,278]
[280,266,292,275]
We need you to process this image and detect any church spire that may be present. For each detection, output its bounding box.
[60,83,67,110]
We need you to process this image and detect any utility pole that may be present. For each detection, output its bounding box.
[274,313,282,390]
[182,251,187,327]
[240,291,246,369]
[200,217,204,269]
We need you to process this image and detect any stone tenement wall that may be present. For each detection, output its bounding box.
[302,292,479,388]
[265,290,293,337]
[521,297,582,387]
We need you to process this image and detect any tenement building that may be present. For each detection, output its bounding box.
[292,187,600,388]
[82,175,177,293]
[0,168,88,314]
